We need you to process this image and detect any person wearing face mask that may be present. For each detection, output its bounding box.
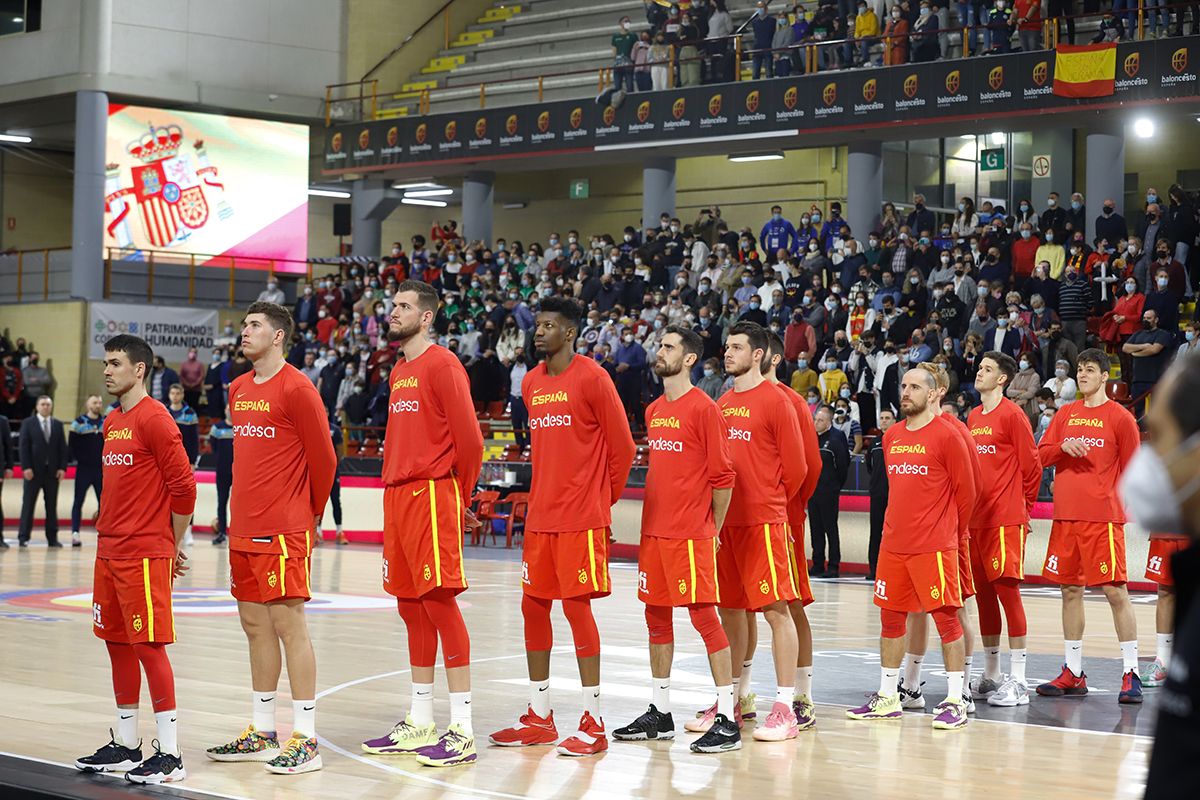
[293,284,319,332]
[257,278,286,305]
[1056,265,1092,353]
[816,355,848,404]
[1106,277,1145,378]
[1177,322,1200,359]
[760,204,799,257]
[882,3,910,65]
[1165,184,1198,268]
[1093,197,1128,246]
[850,1,879,66]
[749,0,778,78]
[611,15,638,92]
[1009,222,1041,281]
[1145,266,1182,335]
[1122,308,1176,416]
[1004,353,1043,422]
[1035,349,1143,704]
[1136,199,1165,259]
[911,0,941,61]
[178,347,206,411]
[203,348,229,420]
[1043,358,1078,409]
[614,325,649,430]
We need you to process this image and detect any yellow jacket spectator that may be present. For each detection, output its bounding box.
[817,358,849,404]
[855,7,879,37]
[791,360,818,395]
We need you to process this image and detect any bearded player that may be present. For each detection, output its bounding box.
[206,302,336,774]
[612,326,741,753]
[75,335,196,784]
[490,296,635,757]
[360,281,484,767]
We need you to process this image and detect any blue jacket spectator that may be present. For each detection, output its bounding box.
[760,206,799,255]
[148,359,179,405]
[819,203,849,251]
[168,401,200,464]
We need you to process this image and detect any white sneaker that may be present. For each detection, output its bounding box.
[987,677,1030,707]
[964,694,976,714]
[182,530,194,548]
[969,676,1000,699]
[898,678,926,710]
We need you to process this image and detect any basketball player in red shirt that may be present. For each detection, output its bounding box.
[847,367,975,729]
[206,302,336,773]
[489,297,635,757]
[76,335,196,784]
[360,281,484,767]
[716,322,807,742]
[1141,530,1187,686]
[1036,348,1143,703]
[611,326,740,753]
[967,352,1041,707]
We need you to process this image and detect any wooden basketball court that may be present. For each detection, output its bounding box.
[0,538,1155,799]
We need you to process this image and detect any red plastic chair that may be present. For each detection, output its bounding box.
[501,492,530,548]
[470,490,501,546]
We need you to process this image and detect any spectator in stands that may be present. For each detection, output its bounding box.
[632,30,653,91]
[318,349,343,413]
[649,31,671,90]
[294,283,319,331]
[852,1,880,65]
[204,348,228,419]
[817,352,848,402]
[1036,228,1065,279]
[1177,320,1200,358]
[983,0,1015,51]
[1057,264,1092,351]
[882,5,910,64]
[704,0,734,82]
[0,352,22,420]
[167,383,200,465]
[17,395,67,548]
[749,0,777,78]
[21,352,52,413]
[612,16,638,93]
[1109,276,1146,378]
[696,358,724,399]
[771,8,795,75]
[147,356,179,405]
[1137,197,1166,256]
[1012,0,1040,50]
[178,347,205,410]
[865,406,894,580]
[809,404,850,578]
[761,204,799,256]
[257,277,285,304]
[1006,353,1043,422]
[614,327,648,429]
[1044,358,1078,408]
[1011,222,1040,281]
[833,395,865,453]
[1124,308,1176,415]
[911,0,940,60]
[300,350,321,386]
[1145,265,1182,334]
[1091,9,1124,42]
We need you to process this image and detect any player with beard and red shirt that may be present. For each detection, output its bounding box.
[489,297,635,757]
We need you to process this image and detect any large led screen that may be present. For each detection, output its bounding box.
[105,104,308,270]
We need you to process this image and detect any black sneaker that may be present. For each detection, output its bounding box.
[0,540,8,550]
[212,532,227,546]
[125,741,186,784]
[690,713,742,753]
[613,704,675,741]
[75,730,143,772]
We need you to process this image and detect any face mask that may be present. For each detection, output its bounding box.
[899,232,909,241]
[825,361,837,372]
[1147,193,1158,204]
[670,225,679,234]
[703,368,714,377]
[772,213,782,222]
[1120,433,1200,534]
[1020,230,1031,240]
[812,214,822,224]
[868,238,878,248]
[801,216,811,225]
[909,276,919,285]
[212,354,221,363]
[1019,360,1030,370]
[750,302,760,310]
[1069,201,1082,211]
[1157,277,1169,289]
[977,286,988,297]
[997,318,1008,328]
[621,21,630,29]
[855,297,865,307]
[1020,204,1029,213]
[892,9,900,16]
[1125,282,1137,293]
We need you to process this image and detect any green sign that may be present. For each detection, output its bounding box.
[569,178,589,199]
[980,148,1006,171]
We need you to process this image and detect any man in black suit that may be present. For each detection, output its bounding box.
[18,395,68,547]
[0,411,13,548]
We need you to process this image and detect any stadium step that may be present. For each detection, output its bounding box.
[421,54,467,74]
[479,4,522,24]
[451,29,495,48]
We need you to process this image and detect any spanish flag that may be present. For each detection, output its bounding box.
[1052,43,1117,98]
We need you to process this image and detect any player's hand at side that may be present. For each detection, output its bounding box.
[173,549,190,578]
[1061,438,1090,458]
[463,509,482,532]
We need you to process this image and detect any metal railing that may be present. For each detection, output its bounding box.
[0,247,71,302]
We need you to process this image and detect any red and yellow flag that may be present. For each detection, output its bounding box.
[1053,43,1118,98]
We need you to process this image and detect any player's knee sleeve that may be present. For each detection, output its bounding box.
[931,605,963,643]
[421,589,471,667]
[995,580,1028,638]
[397,598,438,668]
[688,604,729,654]
[880,608,907,639]
[645,604,674,645]
[562,596,601,658]
[521,593,554,652]
[974,578,1003,638]
[106,641,141,706]
[132,643,176,712]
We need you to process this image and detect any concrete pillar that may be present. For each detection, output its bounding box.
[71,91,107,301]
[1085,129,1125,245]
[1030,128,1074,220]
[462,171,495,246]
[351,178,404,258]
[79,0,112,75]
[642,157,676,230]
[847,141,883,241]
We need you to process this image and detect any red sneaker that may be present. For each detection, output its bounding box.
[488,707,558,747]
[555,712,608,757]
[1035,664,1089,697]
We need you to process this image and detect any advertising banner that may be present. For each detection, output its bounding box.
[89,302,219,363]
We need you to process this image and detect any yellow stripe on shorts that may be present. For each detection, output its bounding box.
[452,478,466,586]
[763,525,780,600]
[278,535,289,596]
[586,529,599,592]
[999,526,1006,574]
[1108,522,1117,576]
[935,551,947,601]
[687,540,698,605]
[712,538,721,604]
[429,480,442,585]
[142,558,154,640]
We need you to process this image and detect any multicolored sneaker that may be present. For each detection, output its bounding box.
[846,693,903,721]
[489,707,558,747]
[361,715,439,755]
[555,712,608,757]
[264,734,322,774]
[1140,658,1168,688]
[613,704,675,741]
[75,730,143,772]
[1035,665,1088,697]
[969,676,1000,700]
[125,741,185,784]
[685,700,743,733]
[987,677,1030,707]
[1119,670,1144,704]
[898,678,926,710]
[752,702,798,742]
[205,725,280,762]
[931,700,968,730]
[690,714,742,753]
[738,693,758,720]
[414,725,477,767]
[791,694,816,731]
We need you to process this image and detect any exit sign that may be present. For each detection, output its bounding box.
[980,148,1006,171]
[569,178,589,199]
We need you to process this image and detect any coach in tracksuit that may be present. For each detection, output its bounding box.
[808,404,850,578]
[864,408,896,581]
[68,394,105,546]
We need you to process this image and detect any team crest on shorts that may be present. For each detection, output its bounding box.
[423,564,432,581]
[930,586,941,601]
[1100,562,1109,575]
[132,614,143,633]
[992,557,1000,571]
[267,571,278,588]
[578,569,589,584]
[678,579,687,595]
[759,579,770,595]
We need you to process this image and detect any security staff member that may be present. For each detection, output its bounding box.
[68,394,105,547]
[808,404,850,578]
[865,408,896,581]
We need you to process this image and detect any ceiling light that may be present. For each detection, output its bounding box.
[392,181,442,190]
[308,188,350,198]
[1133,118,1155,138]
[959,134,975,140]
[502,202,527,210]
[728,151,784,162]
[989,132,1005,144]
[13,16,23,23]
[0,133,32,144]
[405,188,454,198]
[401,197,448,208]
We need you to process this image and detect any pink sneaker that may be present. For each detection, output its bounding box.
[751,702,798,742]
[685,700,743,732]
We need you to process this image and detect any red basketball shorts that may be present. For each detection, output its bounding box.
[92,556,175,645]
[638,534,720,607]
[383,478,468,599]
[229,530,314,603]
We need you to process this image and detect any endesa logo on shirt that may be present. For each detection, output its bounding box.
[887,441,929,475]
[390,399,420,414]
[102,452,134,466]
[234,423,276,439]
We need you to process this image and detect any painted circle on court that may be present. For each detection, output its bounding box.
[0,587,398,615]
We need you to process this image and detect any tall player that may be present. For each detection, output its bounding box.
[206,303,337,773]
[1036,348,1142,703]
[967,352,1041,707]
[489,297,635,757]
[716,322,807,742]
[847,367,975,729]
[612,326,741,753]
[360,281,484,767]
[76,335,196,784]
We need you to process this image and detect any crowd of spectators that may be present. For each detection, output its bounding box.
[0,337,55,422]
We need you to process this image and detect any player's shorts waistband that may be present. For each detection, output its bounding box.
[386,475,454,490]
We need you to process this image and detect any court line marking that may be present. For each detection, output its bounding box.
[0,750,255,800]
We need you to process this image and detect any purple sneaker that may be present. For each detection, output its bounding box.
[845,692,903,720]
[414,725,477,768]
[931,700,968,730]
[791,694,816,731]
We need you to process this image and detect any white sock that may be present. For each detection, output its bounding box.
[903,653,923,688]
[984,647,1002,681]
[530,679,551,718]
[336,524,343,534]
[116,707,139,749]
[715,684,735,719]
[963,654,974,679]
[154,710,179,756]
[1010,649,1027,684]
[582,685,601,719]
[449,691,472,735]
[252,691,276,734]
[1119,640,1138,673]
[1158,633,1174,667]
[651,678,671,712]
[738,660,754,697]
[794,665,813,700]
[1065,640,1083,676]
[946,671,964,703]
[412,682,434,725]
[774,686,793,707]
[293,699,316,739]
[880,667,900,697]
